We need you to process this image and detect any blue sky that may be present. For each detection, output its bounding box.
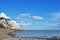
[0,0,60,30]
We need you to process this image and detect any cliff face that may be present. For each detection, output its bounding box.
[6,20,19,29]
[0,12,20,40]
[0,12,19,30]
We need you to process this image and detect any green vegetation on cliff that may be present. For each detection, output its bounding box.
[0,24,5,28]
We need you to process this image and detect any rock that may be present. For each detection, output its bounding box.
[0,12,20,30]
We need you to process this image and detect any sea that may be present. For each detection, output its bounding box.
[15,30,60,38]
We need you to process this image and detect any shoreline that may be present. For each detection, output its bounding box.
[0,28,60,40]
[4,36,60,40]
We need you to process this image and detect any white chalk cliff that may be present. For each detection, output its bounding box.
[0,12,19,29]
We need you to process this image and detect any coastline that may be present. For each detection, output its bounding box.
[5,37,60,40]
[0,28,60,40]
[0,28,24,40]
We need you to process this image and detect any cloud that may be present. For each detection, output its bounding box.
[17,13,44,27]
[20,14,31,17]
[19,21,32,27]
[32,16,44,20]
[52,13,60,21]
[17,14,31,20]
[17,14,44,20]
[17,14,32,27]
[0,12,10,19]
[45,12,60,28]
[46,23,60,27]
[16,12,60,30]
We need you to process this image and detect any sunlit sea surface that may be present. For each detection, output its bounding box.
[15,30,60,38]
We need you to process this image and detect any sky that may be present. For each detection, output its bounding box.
[0,0,60,30]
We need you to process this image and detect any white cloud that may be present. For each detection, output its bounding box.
[52,13,60,21]
[17,14,31,20]
[19,19,32,27]
[19,21,32,27]
[17,14,32,27]
[20,14,31,17]
[17,12,60,29]
[17,13,44,27]
[45,12,60,28]
[0,12,10,19]
[17,13,44,20]
[46,23,60,27]
[32,16,44,20]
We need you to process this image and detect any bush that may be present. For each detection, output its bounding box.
[0,24,5,28]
